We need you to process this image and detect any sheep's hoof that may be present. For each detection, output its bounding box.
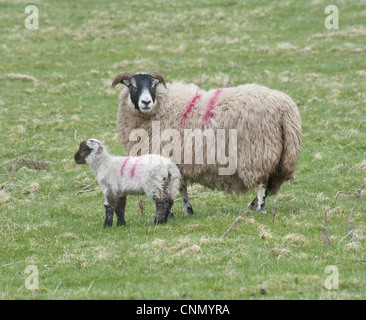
[183,206,194,217]
[255,207,267,214]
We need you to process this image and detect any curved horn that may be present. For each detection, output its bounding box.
[148,71,167,89]
[111,72,136,89]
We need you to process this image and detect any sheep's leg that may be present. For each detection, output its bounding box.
[249,197,258,211]
[255,183,268,214]
[249,179,273,213]
[115,195,127,227]
[180,185,194,216]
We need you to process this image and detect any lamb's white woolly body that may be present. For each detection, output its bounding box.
[75,139,181,226]
[89,152,179,201]
[114,73,302,214]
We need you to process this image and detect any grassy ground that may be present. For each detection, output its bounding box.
[0,0,365,300]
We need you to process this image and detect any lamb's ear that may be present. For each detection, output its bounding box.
[86,139,100,152]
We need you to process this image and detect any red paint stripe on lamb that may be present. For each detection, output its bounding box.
[130,156,145,179]
[180,89,202,126]
[120,157,131,177]
[202,88,223,127]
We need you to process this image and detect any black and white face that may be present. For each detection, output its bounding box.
[123,74,160,113]
[74,139,100,164]
[74,141,91,164]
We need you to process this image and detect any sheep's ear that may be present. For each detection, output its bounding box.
[111,72,136,89]
[148,71,167,89]
[86,140,99,151]
[122,79,130,87]
[152,79,160,88]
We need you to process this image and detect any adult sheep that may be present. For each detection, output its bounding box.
[111,71,301,215]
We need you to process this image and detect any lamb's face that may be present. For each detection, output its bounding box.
[123,74,160,113]
[74,139,100,164]
[74,141,92,164]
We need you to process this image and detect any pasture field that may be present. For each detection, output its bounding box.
[0,0,365,300]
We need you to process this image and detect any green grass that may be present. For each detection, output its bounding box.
[1,0,365,300]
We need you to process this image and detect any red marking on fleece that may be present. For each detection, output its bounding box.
[202,88,223,127]
[130,156,145,179]
[120,157,131,177]
[180,89,202,126]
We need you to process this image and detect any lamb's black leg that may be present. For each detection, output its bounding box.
[115,195,127,227]
[103,194,117,228]
[166,198,174,221]
[167,201,174,219]
[104,202,114,228]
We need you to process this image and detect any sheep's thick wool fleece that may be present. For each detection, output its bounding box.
[117,82,301,196]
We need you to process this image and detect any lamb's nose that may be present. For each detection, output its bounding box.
[141,100,151,106]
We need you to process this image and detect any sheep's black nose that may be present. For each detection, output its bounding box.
[141,100,151,106]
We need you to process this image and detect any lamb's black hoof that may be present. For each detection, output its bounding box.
[154,217,167,225]
[187,206,194,215]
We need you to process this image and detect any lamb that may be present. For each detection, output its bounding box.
[111,71,301,215]
[74,139,181,227]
